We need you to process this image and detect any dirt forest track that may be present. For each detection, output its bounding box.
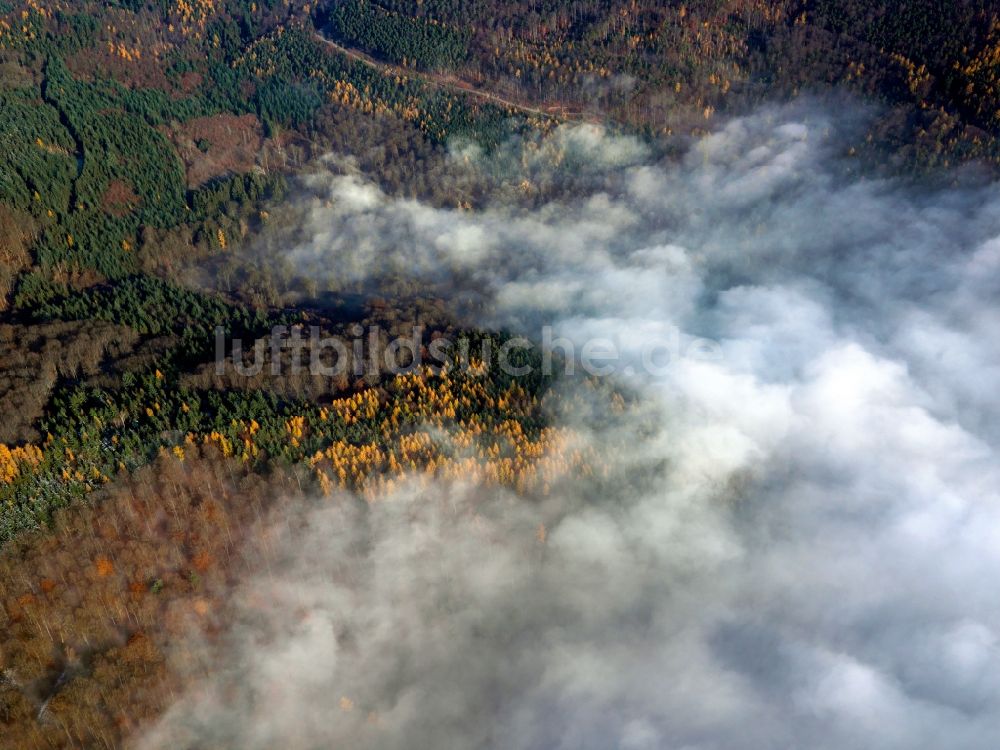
[314,31,591,123]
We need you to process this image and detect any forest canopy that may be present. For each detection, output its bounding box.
[2,2,1000,746]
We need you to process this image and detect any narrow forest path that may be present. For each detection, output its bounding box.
[313,32,588,123]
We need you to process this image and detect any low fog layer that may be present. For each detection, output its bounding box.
[143,102,1000,749]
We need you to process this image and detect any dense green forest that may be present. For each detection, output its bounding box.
[316,0,1000,167]
[0,0,558,551]
[327,0,470,70]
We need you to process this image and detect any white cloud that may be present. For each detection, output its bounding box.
[146,100,1000,749]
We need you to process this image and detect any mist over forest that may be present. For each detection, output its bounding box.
[2,2,1000,748]
[139,102,1000,750]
